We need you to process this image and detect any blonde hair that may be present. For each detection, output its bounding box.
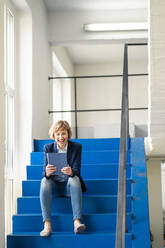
[49,120,72,140]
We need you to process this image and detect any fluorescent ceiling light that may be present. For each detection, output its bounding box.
[84,22,148,32]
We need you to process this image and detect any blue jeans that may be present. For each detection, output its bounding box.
[40,176,82,222]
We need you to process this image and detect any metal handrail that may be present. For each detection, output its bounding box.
[48,72,148,138]
[115,44,129,248]
[115,42,148,248]
[48,73,148,80]
[48,107,148,114]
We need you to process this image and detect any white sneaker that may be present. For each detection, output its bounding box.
[40,227,51,237]
[40,221,51,237]
[74,223,86,234]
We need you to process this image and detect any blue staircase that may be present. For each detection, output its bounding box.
[7,138,151,248]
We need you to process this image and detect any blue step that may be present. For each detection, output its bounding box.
[13,213,132,233]
[34,138,128,152]
[26,163,131,180]
[17,195,132,214]
[22,179,132,196]
[7,138,151,248]
[7,232,132,248]
[30,150,130,165]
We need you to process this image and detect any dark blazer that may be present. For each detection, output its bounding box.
[43,140,86,192]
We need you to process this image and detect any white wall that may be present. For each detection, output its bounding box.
[48,10,147,45]
[161,163,165,243]
[161,163,165,211]
[148,0,165,155]
[14,6,32,207]
[50,46,75,129]
[10,0,51,221]
[52,46,74,76]
[0,0,5,246]
[26,0,51,139]
[147,159,164,248]
[74,60,148,137]
[147,1,165,246]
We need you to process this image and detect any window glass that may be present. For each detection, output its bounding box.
[6,8,14,89]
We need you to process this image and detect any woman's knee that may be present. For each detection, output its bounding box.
[68,176,81,188]
[40,177,53,193]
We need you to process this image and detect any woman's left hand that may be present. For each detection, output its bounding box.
[61,164,73,176]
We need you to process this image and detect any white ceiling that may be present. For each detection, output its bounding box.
[11,0,29,10]
[43,0,148,12]
[66,44,124,65]
[43,0,148,65]
[12,0,148,65]
[66,43,148,65]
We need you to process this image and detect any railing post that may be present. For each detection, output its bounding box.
[74,77,78,139]
[124,44,128,234]
[116,44,128,248]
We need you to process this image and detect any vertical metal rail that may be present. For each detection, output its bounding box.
[74,77,78,138]
[115,44,129,248]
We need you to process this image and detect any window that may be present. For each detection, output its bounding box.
[4,5,15,235]
[5,6,15,171]
[6,8,14,89]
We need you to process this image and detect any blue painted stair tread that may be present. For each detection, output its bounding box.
[17,195,132,214]
[7,137,151,248]
[7,233,132,248]
[30,150,131,165]
[33,138,131,152]
[13,213,132,233]
[27,163,131,180]
[22,179,132,196]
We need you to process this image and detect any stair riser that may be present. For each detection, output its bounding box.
[22,180,132,196]
[34,138,127,152]
[30,151,131,165]
[7,234,132,248]
[7,138,151,248]
[13,214,132,233]
[27,164,131,180]
[17,196,132,214]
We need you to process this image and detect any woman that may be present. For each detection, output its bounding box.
[40,120,86,236]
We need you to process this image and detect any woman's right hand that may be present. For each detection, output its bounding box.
[46,164,57,177]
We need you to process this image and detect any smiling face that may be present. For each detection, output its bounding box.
[54,128,69,150]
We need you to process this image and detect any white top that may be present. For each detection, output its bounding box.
[57,143,68,153]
